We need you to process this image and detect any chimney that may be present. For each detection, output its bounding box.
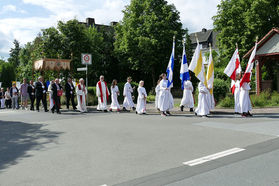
[202,28,207,32]
[110,21,118,26]
[86,18,95,26]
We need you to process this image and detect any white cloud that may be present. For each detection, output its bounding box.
[0,0,220,58]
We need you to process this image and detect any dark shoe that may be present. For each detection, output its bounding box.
[45,110,49,112]
[247,112,253,117]
[132,107,136,111]
[195,112,197,116]
[242,113,247,117]
[180,105,184,112]
[51,109,54,114]
[57,111,61,114]
[136,111,138,114]
[122,107,127,111]
[190,108,194,112]
[166,111,171,116]
[37,110,40,112]
[161,112,167,116]
[109,109,112,112]
[104,110,108,112]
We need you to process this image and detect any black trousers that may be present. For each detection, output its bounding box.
[5,99,11,108]
[52,96,61,113]
[30,95,35,110]
[66,94,76,109]
[36,95,47,111]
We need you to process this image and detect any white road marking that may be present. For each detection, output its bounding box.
[100,185,108,186]
[183,148,245,166]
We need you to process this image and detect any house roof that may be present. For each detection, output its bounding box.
[189,29,213,44]
[243,27,279,58]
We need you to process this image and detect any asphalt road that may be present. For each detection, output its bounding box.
[0,109,279,186]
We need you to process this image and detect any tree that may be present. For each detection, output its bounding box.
[213,0,279,65]
[0,60,16,87]
[8,39,21,68]
[114,0,189,89]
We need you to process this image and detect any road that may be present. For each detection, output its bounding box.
[0,109,279,186]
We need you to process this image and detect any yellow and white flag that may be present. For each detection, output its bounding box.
[189,41,207,86]
[206,45,214,95]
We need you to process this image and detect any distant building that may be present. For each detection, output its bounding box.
[189,28,218,53]
[79,17,117,32]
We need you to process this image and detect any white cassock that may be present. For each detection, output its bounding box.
[110,85,120,110]
[180,80,194,108]
[136,86,147,114]
[158,79,174,112]
[155,84,160,109]
[96,81,110,110]
[234,80,241,113]
[240,82,252,113]
[123,82,135,110]
[0,93,5,108]
[195,82,210,116]
[76,84,87,112]
[48,84,54,110]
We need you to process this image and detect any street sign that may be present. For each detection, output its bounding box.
[81,53,92,65]
[77,67,87,71]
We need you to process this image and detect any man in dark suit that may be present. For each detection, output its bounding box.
[27,80,35,111]
[65,77,77,110]
[35,76,48,112]
[51,78,63,114]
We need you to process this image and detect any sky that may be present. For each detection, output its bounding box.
[0,0,220,59]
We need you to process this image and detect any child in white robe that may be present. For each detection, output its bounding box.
[158,73,174,116]
[110,79,120,112]
[155,76,163,110]
[136,80,147,114]
[0,88,5,109]
[48,80,55,110]
[123,77,135,111]
[234,74,241,114]
[96,75,110,112]
[180,80,194,112]
[195,82,210,117]
[239,82,252,117]
[76,78,87,113]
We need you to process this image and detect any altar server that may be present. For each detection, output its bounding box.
[48,80,55,111]
[110,79,120,112]
[96,75,110,112]
[180,79,194,112]
[234,73,241,114]
[155,76,162,110]
[158,73,174,116]
[123,77,135,111]
[76,78,87,113]
[239,81,252,117]
[195,82,210,117]
[136,80,147,114]
[0,88,5,109]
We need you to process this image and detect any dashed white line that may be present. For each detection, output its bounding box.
[183,148,245,166]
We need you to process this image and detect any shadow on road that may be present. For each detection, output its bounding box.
[0,120,62,171]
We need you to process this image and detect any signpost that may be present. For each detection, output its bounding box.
[80,54,92,105]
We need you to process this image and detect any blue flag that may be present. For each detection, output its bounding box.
[180,39,190,90]
[166,37,175,88]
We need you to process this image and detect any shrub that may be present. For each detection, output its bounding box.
[213,78,230,103]
[146,94,155,102]
[218,94,234,108]
[271,91,279,106]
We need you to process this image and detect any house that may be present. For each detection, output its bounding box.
[79,17,117,32]
[189,28,218,54]
[243,27,279,95]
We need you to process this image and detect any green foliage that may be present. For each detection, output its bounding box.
[114,0,190,89]
[146,94,155,102]
[213,0,279,66]
[250,91,271,107]
[8,39,21,68]
[213,78,230,102]
[218,94,234,108]
[0,61,16,87]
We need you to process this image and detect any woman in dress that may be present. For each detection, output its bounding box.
[158,73,174,116]
[110,79,120,112]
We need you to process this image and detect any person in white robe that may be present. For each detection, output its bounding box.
[207,87,215,111]
[136,80,147,114]
[234,74,241,114]
[123,77,135,111]
[180,80,194,112]
[48,80,55,110]
[158,73,174,116]
[110,79,120,112]
[239,82,252,117]
[195,82,210,117]
[76,78,87,113]
[0,88,5,109]
[96,75,110,112]
[155,76,163,111]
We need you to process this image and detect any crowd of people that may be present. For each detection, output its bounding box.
[0,72,253,117]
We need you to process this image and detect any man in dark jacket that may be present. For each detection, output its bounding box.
[65,77,77,110]
[51,78,63,114]
[35,76,48,112]
[28,80,35,111]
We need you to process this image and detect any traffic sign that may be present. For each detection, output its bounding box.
[81,53,92,65]
[77,67,87,71]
